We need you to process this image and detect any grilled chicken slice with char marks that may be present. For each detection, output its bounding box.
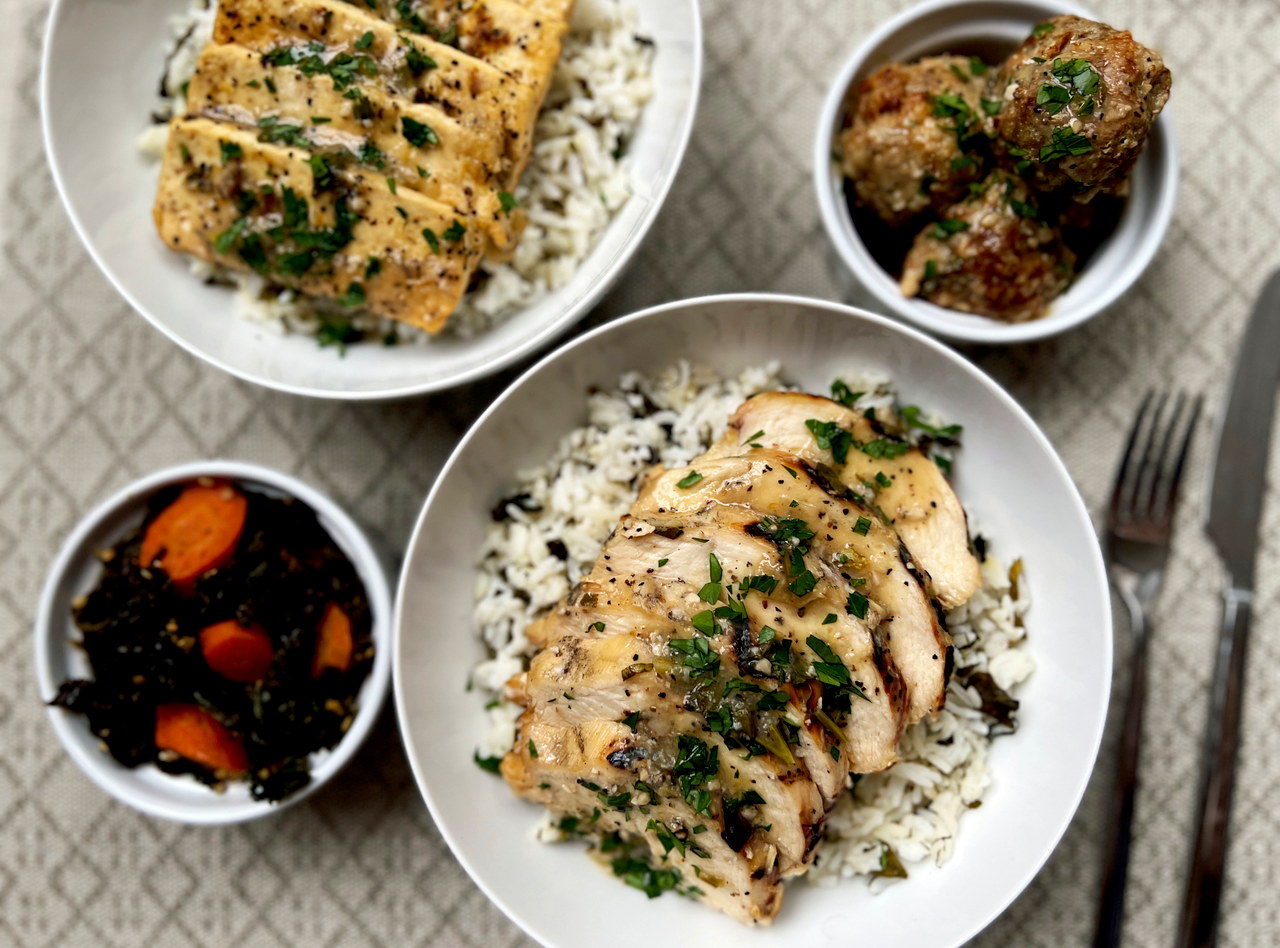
[512,585,835,870]
[705,392,981,609]
[154,117,486,332]
[185,43,514,247]
[502,712,785,923]
[212,0,548,173]
[574,512,905,782]
[634,449,949,720]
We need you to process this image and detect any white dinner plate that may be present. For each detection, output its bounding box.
[394,294,1112,946]
[41,0,702,398]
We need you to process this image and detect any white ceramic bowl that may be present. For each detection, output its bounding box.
[395,293,1112,946]
[41,0,701,399]
[34,460,393,825]
[814,0,1178,345]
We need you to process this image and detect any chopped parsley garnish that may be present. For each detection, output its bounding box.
[822,613,837,625]
[981,98,1002,116]
[611,855,682,899]
[968,57,989,77]
[257,116,309,148]
[698,582,721,603]
[929,218,971,240]
[741,574,779,596]
[788,570,817,597]
[806,634,868,700]
[473,752,502,774]
[1036,83,1071,113]
[676,470,704,489]
[853,516,872,536]
[935,454,953,474]
[804,418,853,464]
[219,141,243,164]
[757,690,790,711]
[949,63,969,83]
[308,153,335,191]
[923,259,938,281]
[498,191,518,213]
[875,471,892,488]
[673,736,718,816]
[1052,57,1100,96]
[690,610,716,636]
[708,552,722,583]
[846,590,869,620]
[354,30,375,50]
[402,116,439,148]
[338,281,366,307]
[404,41,437,76]
[831,379,863,408]
[422,228,440,253]
[359,139,387,168]
[527,739,538,758]
[590,621,606,632]
[386,177,397,195]
[742,428,765,445]
[858,437,910,460]
[310,116,331,124]
[442,219,466,242]
[757,626,777,645]
[1032,21,1055,37]
[1039,126,1093,161]
[622,711,640,731]
[365,256,382,279]
[657,558,669,567]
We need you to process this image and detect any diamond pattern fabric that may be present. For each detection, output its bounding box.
[4,0,1280,945]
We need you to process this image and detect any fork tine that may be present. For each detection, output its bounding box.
[1108,390,1154,528]
[1143,392,1187,518]
[1130,391,1170,520]
[1153,394,1203,524]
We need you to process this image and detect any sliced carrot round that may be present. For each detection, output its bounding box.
[311,603,354,679]
[199,620,274,683]
[140,481,247,594]
[154,702,249,774]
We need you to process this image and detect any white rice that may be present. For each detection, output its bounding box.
[471,362,1035,890]
[144,0,653,343]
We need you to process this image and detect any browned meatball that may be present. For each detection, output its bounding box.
[986,15,1171,200]
[900,171,1075,323]
[838,56,991,226]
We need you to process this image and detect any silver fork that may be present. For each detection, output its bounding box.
[1093,391,1203,948]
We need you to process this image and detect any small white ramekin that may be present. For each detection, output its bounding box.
[813,0,1178,345]
[33,460,393,825]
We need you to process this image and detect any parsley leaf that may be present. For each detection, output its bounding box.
[804,418,854,464]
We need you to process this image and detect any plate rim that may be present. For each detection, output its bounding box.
[392,291,1113,946]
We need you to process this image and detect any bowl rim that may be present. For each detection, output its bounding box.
[38,0,705,400]
[392,290,1112,945]
[33,459,394,825]
[812,0,1179,345]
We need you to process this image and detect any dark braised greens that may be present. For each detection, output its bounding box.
[50,484,374,802]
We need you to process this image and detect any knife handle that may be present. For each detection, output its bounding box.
[1175,587,1253,948]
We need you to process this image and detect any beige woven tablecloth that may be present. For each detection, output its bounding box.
[4,0,1279,944]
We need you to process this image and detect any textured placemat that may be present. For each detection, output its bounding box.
[3,0,1279,944]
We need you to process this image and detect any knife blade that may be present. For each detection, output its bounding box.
[1177,267,1280,948]
[1205,267,1280,588]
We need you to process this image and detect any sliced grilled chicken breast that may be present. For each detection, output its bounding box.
[706,392,981,609]
[212,0,545,172]
[185,43,513,246]
[500,393,974,926]
[635,450,949,719]
[154,117,486,332]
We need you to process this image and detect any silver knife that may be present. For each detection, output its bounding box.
[1175,268,1280,948]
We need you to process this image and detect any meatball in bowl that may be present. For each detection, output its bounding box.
[815,0,1177,344]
